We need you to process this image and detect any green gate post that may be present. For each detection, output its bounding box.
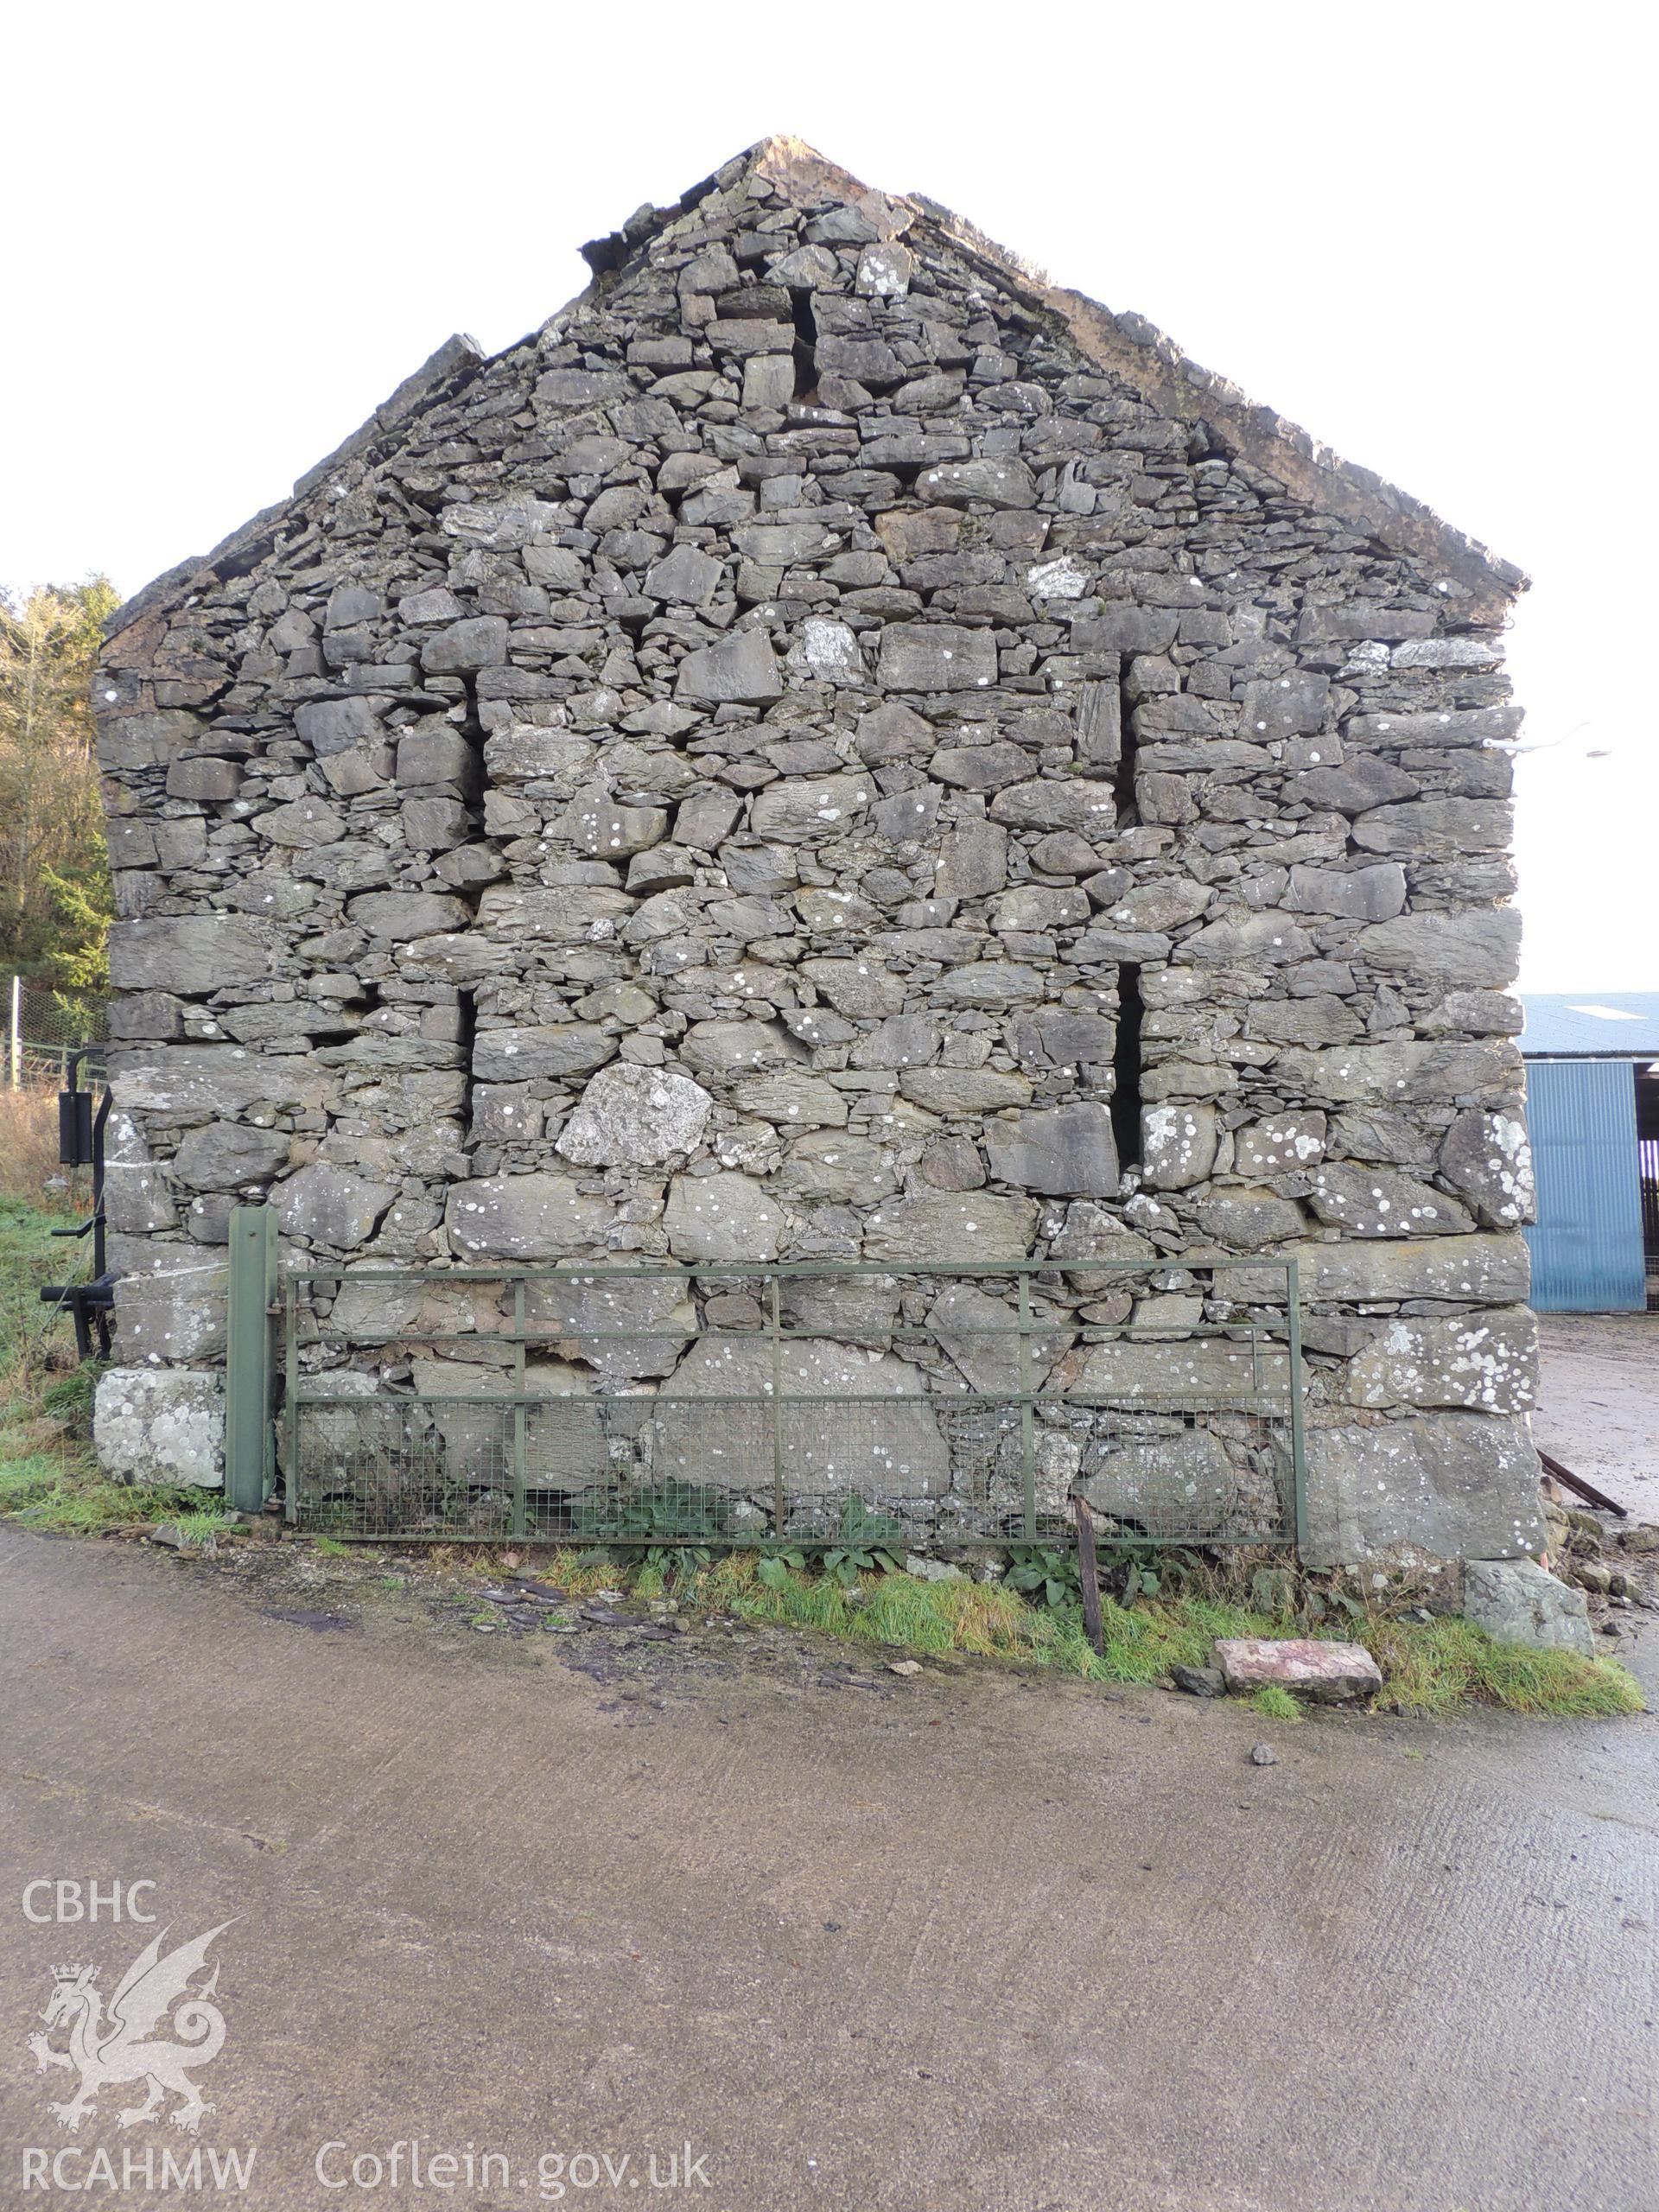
[1287,1259,1309,1551]
[511,1279,528,1540]
[225,1205,276,1515]
[1016,1271,1036,1541]
[768,1274,786,1540]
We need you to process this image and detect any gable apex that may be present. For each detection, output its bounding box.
[108,135,1523,639]
[576,135,1523,613]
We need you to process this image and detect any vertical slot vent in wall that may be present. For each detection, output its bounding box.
[1111,964,1143,1171]
[456,988,477,1139]
[791,288,819,400]
[1114,677,1139,824]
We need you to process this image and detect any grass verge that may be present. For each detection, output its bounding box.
[0,1194,214,1530]
[2,1196,101,1475]
[0,1456,232,1536]
[676,1554,1645,1721]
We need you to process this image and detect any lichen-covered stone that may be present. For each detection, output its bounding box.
[1078,1432,1243,1540]
[1438,1109,1535,1228]
[658,1337,950,1498]
[664,1171,786,1261]
[1344,1309,1538,1412]
[1142,1103,1218,1191]
[472,1026,618,1083]
[525,1274,697,1383]
[1237,1234,1531,1306]
[1301,1414,1545,1567]
[1461,1558,1593,1656]
[276,1165,397,1249]
[1353,909,1522,988]
[108,918,271,993]
[674,626,783,703]
[171,1123,291,1192]
[445,1173,610,1260]
[556,1065,713,1166]
[1062,1339,1271,1404]
[984,1104,1120,1196]
[927,1281,1073,1397]
[864,1191,1036,1263]
[107,1241,228,1363]
[1236,1114,1325,1176]
[95,1369,225,1489]
[1194,1191,1306,1249]
[1306,1164,1474,1237]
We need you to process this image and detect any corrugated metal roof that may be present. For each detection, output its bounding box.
[1521,994,1659,1058]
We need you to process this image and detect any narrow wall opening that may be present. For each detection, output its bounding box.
[790,289,819,400]
[1637,1064,1659,1310]
[1110,963,1143,1171]
[1113,677,1139,824]
[456,987,478,1141]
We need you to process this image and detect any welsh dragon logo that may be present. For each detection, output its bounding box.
[27,1923,234,2134]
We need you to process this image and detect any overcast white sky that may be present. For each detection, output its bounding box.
[4,3,1651,990]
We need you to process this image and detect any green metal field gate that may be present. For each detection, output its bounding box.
[224,1209,1306,1551]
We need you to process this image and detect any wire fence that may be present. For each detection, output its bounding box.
[6,979,106,1087]
[279,1258,1307,1548]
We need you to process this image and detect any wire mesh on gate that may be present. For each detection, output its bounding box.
[282,1259,1306,1547]
[7,982,106,1085]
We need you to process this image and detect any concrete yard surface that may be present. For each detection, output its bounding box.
[1,1526,1655,2212]
[1535,1311,1659,1525]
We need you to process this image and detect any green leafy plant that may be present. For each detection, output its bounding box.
[822,1497,904,1587]
[573,1481,730,1549]
[1007,1540,1202,1611]
[40,1365,101,1424]
[1005,1543,1082,1611]
[1294,1580,1366,1627]
[1096,1542,1163,1602]
[756,1544,807,1591]
[643,1542,714,1580]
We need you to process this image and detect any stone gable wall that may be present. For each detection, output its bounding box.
[92,144,1542,1562]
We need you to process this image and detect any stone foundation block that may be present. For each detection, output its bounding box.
[1302,1413,1545,1567]
[95,1369,225,1489]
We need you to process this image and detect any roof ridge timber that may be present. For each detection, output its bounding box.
[106,134,1524,640]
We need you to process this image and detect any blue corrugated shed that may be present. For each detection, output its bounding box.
[1520,994,1659,1058]
[1523,1060,1647,1310]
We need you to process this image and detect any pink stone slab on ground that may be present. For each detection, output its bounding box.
[1214,1637,1384,1703]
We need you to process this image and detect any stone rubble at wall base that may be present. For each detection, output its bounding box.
[90,137,1543,1568]
[1460,1556,1595,1656]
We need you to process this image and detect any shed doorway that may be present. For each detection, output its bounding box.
[1638,1065,1659,1310]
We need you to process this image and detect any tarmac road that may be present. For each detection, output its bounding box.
[0,1524,1655,2212]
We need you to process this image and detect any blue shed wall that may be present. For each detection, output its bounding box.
[1523,1059,1644,1311]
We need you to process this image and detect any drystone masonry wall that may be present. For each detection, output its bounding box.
[92,138,1542,1565]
